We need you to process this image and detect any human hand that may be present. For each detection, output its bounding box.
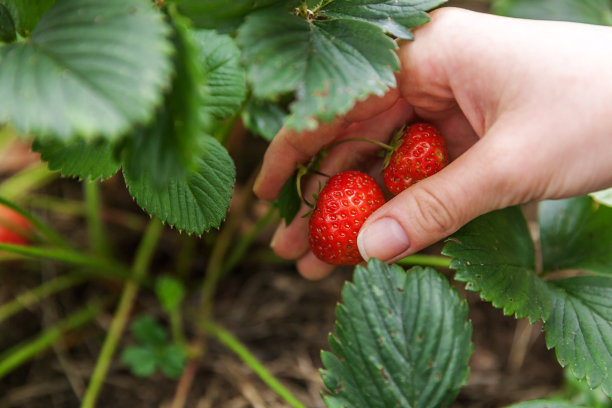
[253,7,612,279]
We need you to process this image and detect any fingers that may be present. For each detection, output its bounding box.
[357,133,517,263]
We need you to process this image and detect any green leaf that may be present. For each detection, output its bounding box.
[155,276,185,313]
[123,136,235,234]
[442,206,551,323]
[544,276,612,397]
[321,260,472,408]
[193,29,246,122]
[0,4,16,42]
[505,400,582,408]
[540,196,612,276]
[237,10,399,131]
[241,98,286,141]
[275,173,301,225]
[156,344,187,379]
[0,0,173,140]
[169,0,283,32]
[590,187,612,207]
[0,0,55,36]
[121,345,157,377]
[121,9,205,188]
[491,0,612,26]
[321,0,446,40]
[32,138,120,181]
[131,315,168,347]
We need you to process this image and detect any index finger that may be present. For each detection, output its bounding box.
[253,89,400,201]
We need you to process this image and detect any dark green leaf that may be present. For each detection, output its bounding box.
[321,0,445,40]
[123,136,235,234]
[169,0,284,32]
[0,0,55,36]
[193,29,246,122]
[32,138,120,181]
[237,10,399,131]
[0,4,16,42]
[122,10,204,187]
[275,173,301,225]
[442,206,551,323]
[505,400,582,408]
[544,276,612,397]
[0,0,173,140]
[321,260,472,408]
[131,315,168,347]
[491,0,612,25]
[155,276,185,313]
[157,344,187,379]
[241,98,286,141]
[121,346,157,377]
[540,196,612,276]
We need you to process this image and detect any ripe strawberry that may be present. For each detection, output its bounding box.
[309,170,386,265]
[383,122,448,195]
[0,204,32,245]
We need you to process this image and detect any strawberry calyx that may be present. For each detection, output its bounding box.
[382,124,407,169]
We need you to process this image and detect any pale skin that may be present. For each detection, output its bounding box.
[253,7,612,280]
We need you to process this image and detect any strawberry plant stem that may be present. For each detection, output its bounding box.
[326,137,393,152]
[202,320,307,408]
[0,162,57,201]
[0,273,86,324]
[81,218,163,408]
[396,254,452,269]
[84,180,111,258]
[0,297,109,379]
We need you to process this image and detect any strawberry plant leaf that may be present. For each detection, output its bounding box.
[590,187,612,207]
[505,401,582,408]
[155,276,185,313]
[321,0,446,40]
[123,136,235,235]
[237,9,399,131]
[168,0,283,32]
[321,260,472,408]
[131,315,168,347]
[156,344,187,379]
[0,0,55,37]
[491,0,612,26]
[0,0,173,141]
[241,97,286,141]
[0,4,16,42]
[121,346,158,377]
[194,29,247,121]
[442,206,551,323]
[540,196,612,276]
[32,138,120,181]
[543,276,612,397]
[122,10,205,188]
[275,173,301,225]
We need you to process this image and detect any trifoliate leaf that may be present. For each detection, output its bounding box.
[321,260,472,408]
[237,9,399,131]
[544,276,612,397]
[505,401,582,408]
[121,346,157,378]
[169,0,284,32]
[122,10,204,188]
[491,0,612,26]
[442,206,551,323]
[123,136,235,234]
[193,29,246,122]
[131,315,168,347]
[242,97,286,141]
[157,344,187,379]
[32,138,120,181]
[321,0,446,40]
[540,196,612,276]
[590,187,612,207]
[0,0,173,140]
[0,0,55,37]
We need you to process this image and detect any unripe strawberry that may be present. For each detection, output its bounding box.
[383,122,448,195]
[309,171,386,265]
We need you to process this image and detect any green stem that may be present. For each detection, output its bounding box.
[0,244,130,280]
[84,181,111,257]
[326,137,393,152]
[81,218,163,408]
[0,162,57,201]
[396,254,452,269]
[0,298,109,379]
[170,309,186,347]
[202,321,306,408]
[0,273,86,324]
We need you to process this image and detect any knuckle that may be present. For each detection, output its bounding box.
[408,186,458,236]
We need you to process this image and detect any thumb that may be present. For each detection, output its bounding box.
[357,137,516,262]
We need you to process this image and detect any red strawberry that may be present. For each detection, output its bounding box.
[0,205,32,246]
[309,170,386,265]
[383,122,448,195]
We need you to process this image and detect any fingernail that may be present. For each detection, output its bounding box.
[357,218,410,261]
